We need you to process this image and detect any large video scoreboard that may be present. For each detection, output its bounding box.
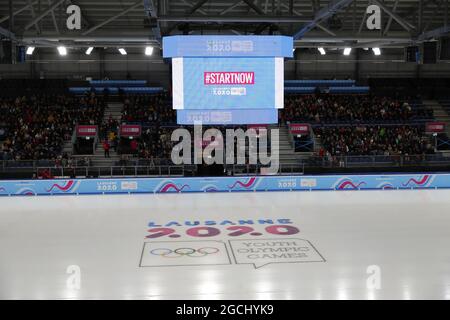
[163,36,293,125]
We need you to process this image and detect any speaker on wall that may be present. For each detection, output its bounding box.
[423,41,437,64]
[405,46,419,62]
[0,40,12,64]
[16,46,26,63]
[439,37,450,60]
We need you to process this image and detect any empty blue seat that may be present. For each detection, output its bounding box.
[120,87,164,93]
[329,86,370,94]
[89,80,147,87]
[284,87,315,93]
[284,80,356,87]
[69,87,91,94]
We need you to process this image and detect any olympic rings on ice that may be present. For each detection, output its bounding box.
[150,247,220,258]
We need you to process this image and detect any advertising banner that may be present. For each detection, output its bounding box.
[0,173,448,196]
[76,125,97,137]
[289,123,310,135]
[426,122,446,133]
[120,125,142,137]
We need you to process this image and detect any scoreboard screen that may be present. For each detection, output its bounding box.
[163,36,293,124]
[172,57,284,110]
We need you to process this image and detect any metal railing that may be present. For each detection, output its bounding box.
[225,163,305,175]
[302,154,450,168]
[33,163,305,178]
[1,154,450,178]
[36,165,187,178]
[0,157,175,169]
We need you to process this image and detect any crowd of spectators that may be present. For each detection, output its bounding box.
[0,89,439,167]
[117,93,175,160]
[280,94,433,124]
[279,93,437,158]
[0,92,105,161]
[315,125,434,157]
[121,93,175,124]
[133,126,173,159]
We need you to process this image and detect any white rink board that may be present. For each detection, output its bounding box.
[1,190,450,299]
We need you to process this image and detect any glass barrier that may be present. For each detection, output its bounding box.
[1,154,449,178]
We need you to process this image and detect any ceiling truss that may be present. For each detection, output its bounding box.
[0,0,448,49]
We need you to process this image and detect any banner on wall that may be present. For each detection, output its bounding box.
[76,125,97,137]
[0,173,448,196]
[426,122,446,133]
[289,123,310,135]
[120,124,142,137]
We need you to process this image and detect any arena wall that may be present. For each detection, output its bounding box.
[2,48,450,82]
[0,173,446,196]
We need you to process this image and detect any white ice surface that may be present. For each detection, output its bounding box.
[1,190,450,299]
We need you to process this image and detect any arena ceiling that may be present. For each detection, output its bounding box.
[0,0,449,49]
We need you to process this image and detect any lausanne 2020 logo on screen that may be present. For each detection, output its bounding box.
[206,40,254,53]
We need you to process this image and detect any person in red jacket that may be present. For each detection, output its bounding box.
[103,139,110,158]
[130,139,138,154]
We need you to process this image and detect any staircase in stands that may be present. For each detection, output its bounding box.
[273,125,314,172]
[90,102,123,167]
[67,101,123,168]
[424,99,450,155]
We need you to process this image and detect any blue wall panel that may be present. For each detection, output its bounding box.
[0,173,447,196]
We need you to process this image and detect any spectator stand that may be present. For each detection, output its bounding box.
[284,79,369,94]
[69,79,164,97]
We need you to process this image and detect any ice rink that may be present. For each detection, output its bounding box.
[1,189,450,300]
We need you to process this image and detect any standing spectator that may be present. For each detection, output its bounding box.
[103,139,110,158]
[130,139,138,155]
[108,131,117,152]
[112,135,118,152]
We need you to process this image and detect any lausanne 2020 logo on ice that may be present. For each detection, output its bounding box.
[140,219,326,269]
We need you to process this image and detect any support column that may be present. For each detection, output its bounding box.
[354,48,360,81]
[99,48,105,79]
[294,49,298,78]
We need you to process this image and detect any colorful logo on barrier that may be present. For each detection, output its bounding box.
[402,175,433,187]
[228,177,258,190]
[201,184,220,192]
[334,178,366,190]
[46,180,80,193]
[377,182,395,190]
[16,188,36,196]
[0,186,6,193]
[155,180,190,193]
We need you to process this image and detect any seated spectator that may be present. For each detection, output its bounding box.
[38,168,53,179]
[120,93,176,124]
[0,92,105,160]
[314,125,434,157]
[280,94,433,124]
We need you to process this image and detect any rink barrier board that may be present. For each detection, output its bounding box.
[0,173,448,196]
